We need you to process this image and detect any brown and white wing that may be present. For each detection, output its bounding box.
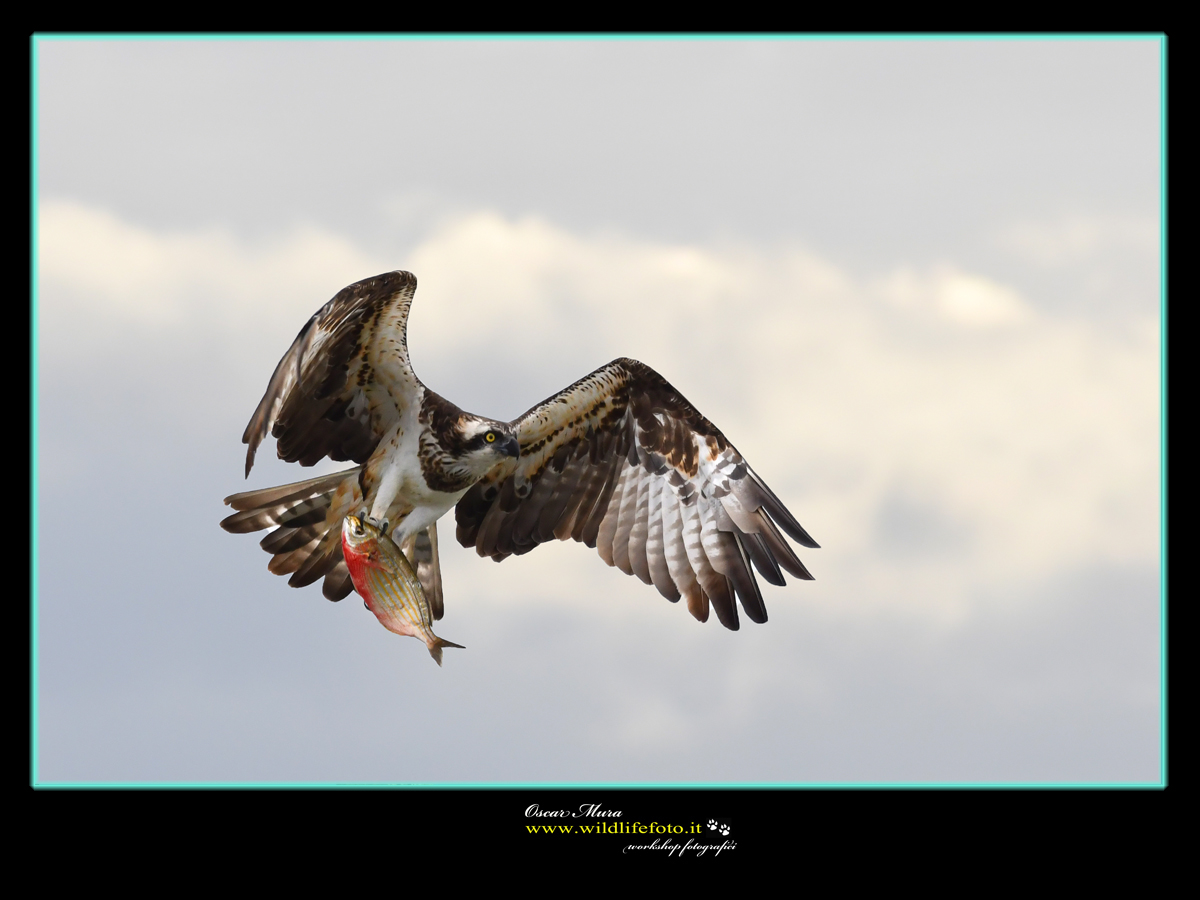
[454,358,818,631]
[241,270,422,477]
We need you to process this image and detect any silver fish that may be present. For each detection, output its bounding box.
[341,515,465,666]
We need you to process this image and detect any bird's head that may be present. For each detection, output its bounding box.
[456,419,521,476]
[418,391,523,491]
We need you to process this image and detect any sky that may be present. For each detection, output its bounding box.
[34,37,1162,784]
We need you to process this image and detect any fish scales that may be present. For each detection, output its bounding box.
[341,515,464,666]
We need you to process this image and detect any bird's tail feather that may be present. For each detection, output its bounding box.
[222,467,363,601]
[222,466,445,606]
[398,522,444,620]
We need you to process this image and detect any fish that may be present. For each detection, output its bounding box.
[341,515,465,666]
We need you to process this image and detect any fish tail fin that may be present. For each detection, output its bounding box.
[221,466,363,601]
[427,636,466,666]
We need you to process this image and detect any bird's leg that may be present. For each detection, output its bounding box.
[358,510,389,535]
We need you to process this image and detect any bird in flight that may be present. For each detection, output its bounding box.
[222,270,818,631]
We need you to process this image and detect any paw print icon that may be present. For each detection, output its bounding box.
[707,818,732,836]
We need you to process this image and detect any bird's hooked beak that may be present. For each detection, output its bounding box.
[498,434,520,459]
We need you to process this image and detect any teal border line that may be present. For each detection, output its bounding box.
[29,32,1167,790]
[31,781,1164,789]
[30,36,40,788]
[31,32,1164,42]
[1158,35,1167,789]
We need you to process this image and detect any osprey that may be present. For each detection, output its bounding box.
[221,270,818,630]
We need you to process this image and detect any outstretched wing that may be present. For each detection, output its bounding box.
[454,358,818,630]
[241,270,422,477]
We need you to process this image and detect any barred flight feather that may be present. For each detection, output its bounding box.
[453,358,818,631]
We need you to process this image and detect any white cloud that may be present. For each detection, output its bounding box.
[997,214,1159,267]
[37,199,391,346]
[877,265,1033,327]
[37,201,1160,622]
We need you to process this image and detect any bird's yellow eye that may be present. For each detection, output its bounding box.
[486,432,496,442]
